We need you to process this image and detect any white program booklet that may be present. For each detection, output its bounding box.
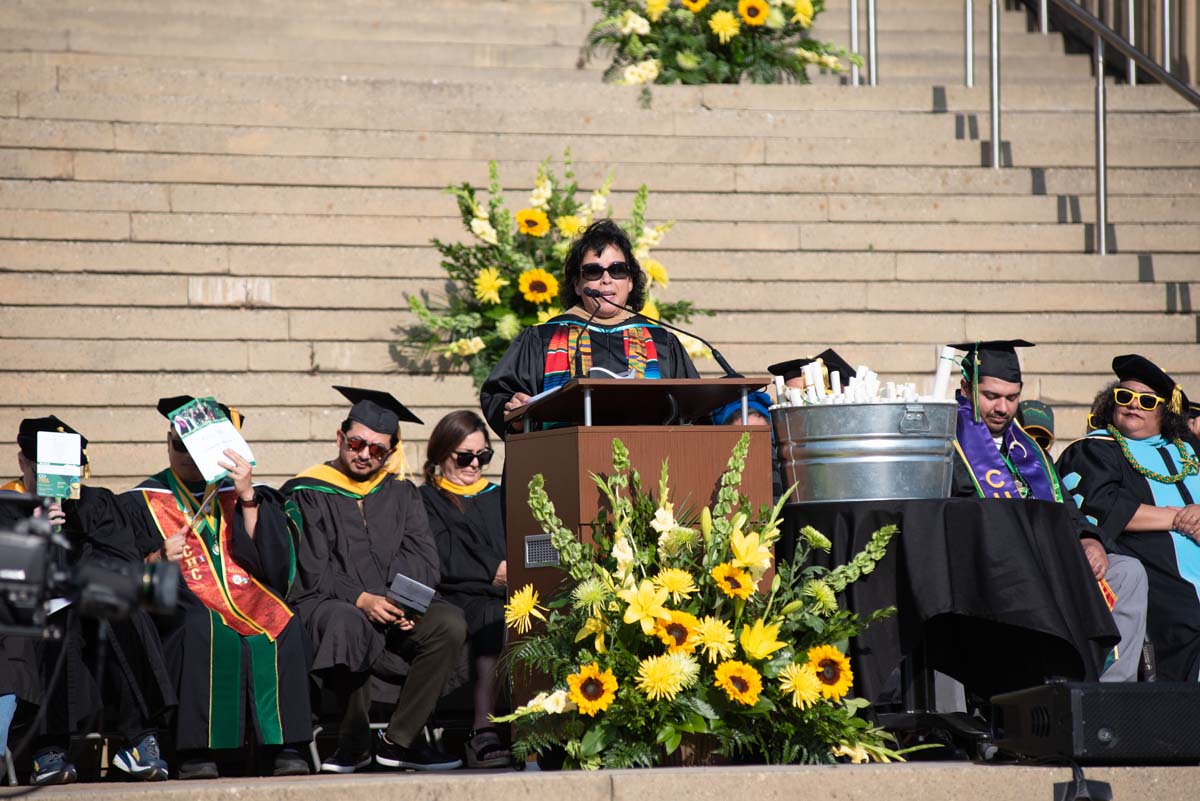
[168,397,256,483]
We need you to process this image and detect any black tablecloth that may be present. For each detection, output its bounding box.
[779,499,1121,702]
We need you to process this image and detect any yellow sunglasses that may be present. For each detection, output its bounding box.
[1113,387,1164,412]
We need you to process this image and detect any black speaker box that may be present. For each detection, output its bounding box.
[991,681,1200,764]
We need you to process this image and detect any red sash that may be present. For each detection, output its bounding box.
[141,488,293,640]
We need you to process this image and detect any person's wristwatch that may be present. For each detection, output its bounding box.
[238,491,260,509]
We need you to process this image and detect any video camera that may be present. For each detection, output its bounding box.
[0,491,178,638]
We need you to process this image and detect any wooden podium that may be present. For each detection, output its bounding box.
[503,378,773,603]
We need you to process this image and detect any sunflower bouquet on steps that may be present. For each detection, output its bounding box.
[400,152,706,388]
[497,433,901,768]
[584,0,861,91]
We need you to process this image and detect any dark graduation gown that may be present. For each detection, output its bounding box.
[120,472,311,750]
[1057,434,1200,681]
[283,468,447,683]
[479,313,701,438]
[419,482,506,656]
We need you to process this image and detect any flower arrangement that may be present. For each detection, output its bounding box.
[497,434,901,768]
[401,153,707,387]
[584,0,860,88]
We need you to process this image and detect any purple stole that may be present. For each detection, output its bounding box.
[953,392,1063,502]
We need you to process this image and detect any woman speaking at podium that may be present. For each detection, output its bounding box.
[480,219,699,438]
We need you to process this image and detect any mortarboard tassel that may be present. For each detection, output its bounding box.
[383,424,410,478]
[1169,384,1183,415]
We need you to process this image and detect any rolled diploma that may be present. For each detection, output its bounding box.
[932,345,957,400]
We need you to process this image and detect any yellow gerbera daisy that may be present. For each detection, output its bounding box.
[642,258,669,288]
[654,609,700,654]
[711,562,754,600]
[708,9,740,44]
[518,267,559,304]
[515,207,550,237]
[567,662,618,716]
[682,0,709,11]
[636,653,686,701]
[537,306,563,323]
[473,266,509,305]
[739,617,786,661]
[504,584,546,634]
[653,568,697,603]
[806,644,854,701]
[695,615,736,663]
[779,663,822,709]
[714,660,762,706]
[617,579,671,635]
[792,0,814,27]
[554,214,584,238]
[645,0,670,23]
[738,0,769,26]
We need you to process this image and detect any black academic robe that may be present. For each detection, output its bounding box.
[419,483,506,656]
[119,475,311,750]
[284,472,444,680]
[1057,436,1200,681]
[479,313,701,438]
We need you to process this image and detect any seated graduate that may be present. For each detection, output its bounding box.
[479,218,700,438]
[8,417,176,784]
[418,411,510,769]
[1058,355,1200,681]
[948,342,1147,682]
[120,398,311,780]
[283,387,466,774]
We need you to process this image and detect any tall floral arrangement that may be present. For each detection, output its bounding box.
[498,434,900,768]
[401,153,707,387]
[585,0,859,87]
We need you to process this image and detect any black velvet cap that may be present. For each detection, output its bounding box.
[157,395,245,430]
[333,386,423,433]
[17,415,88,465]
[767,348,855,382]
[1187,396,1199,420]
[949,340,1034,384]
[1112,354,1183,413]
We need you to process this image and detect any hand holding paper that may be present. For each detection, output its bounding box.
[168,397,256,483]
[217,449,255,501]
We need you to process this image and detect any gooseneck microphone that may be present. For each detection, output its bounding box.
[582,287,742,378]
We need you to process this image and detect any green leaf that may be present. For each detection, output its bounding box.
[580,724,612,757]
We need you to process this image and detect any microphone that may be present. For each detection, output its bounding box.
[582,288,742,377]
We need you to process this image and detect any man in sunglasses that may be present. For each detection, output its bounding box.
[283,386,466,774]
[949,341,1147,682]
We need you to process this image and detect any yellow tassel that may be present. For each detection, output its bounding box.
[228,407,244,432]
[383,424,409,478]
[1169,384,1183,415]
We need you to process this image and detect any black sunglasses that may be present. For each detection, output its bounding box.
[342,434,391,461]
[453,449,494,468]
[580,262,631,282]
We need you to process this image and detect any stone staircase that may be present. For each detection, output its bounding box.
[0,0,1196,488]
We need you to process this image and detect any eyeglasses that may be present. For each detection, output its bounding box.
[580,262,631,282]
[453,449,494,468]
[1113,387,1165,412]
[342,434,391,461]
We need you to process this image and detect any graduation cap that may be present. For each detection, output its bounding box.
[1018,399,1055,450]
[1111,354,1184,414]
[1181,390,1199,419]
[768,348,855,385]
[17,415,90,475]
[949,340,1035,385]
[157,395,246,431]
[333,386,423,434]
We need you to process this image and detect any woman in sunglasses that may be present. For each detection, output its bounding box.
[418,410,509,768]
[1058,354,1200,681]
[480,218,700,437]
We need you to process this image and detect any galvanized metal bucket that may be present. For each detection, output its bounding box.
[772,402,958,504]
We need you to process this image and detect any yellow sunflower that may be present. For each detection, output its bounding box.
[806,644,854,701]
[779,663,822,709]
[472,266,509,305]
[643,258,669,288]
[695,615,736,663]
[708,9,740,44]
[515,207,550,237]
[739,617,786,661]
[518,267,559,304]
[682,0,708,11]
[636,653,687,701]
[738,0,769,26]
[711,562,754,600]
[567,662,618,716]
[504,584,546,634]
[537,306,563,323]
[653,568,697,603]
[714,660,762,706]
[654,609,700,654]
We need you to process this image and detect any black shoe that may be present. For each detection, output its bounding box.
[32,747,77,786]
[319,747,372,774]
[272,747,311,777]
[374,731,462,771]
[178,756,219,780]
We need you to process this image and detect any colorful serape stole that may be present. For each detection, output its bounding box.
[541,321,661,393]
